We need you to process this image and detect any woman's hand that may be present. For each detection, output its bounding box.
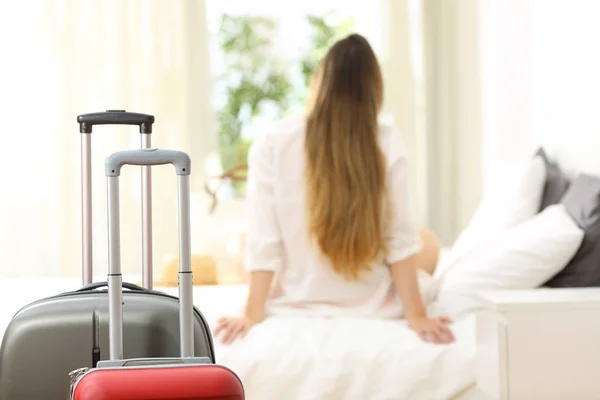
[408,315,455,344]
[213,315,262,345]
[213,311,265,344]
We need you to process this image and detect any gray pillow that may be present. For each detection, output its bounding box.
[535,148,571,211]
[544,173,600,287]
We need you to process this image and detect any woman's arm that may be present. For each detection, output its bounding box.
[213,134,282,344]
[390,255,454,344]
[244,271,275,323]
[213,270,274,344]
[385,151,454,344]
[242,132,282,317]
[389,255,426,320]
[384,155,426,320]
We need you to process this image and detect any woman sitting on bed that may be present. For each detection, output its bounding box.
[213,33,454,346]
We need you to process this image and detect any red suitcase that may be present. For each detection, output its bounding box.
[69,148,244,400]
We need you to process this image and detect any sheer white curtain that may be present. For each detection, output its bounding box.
[378,0,427,226]
[0,0,215,278]
[420,0,482,244]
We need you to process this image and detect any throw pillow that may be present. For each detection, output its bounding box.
[435,156,547,279]
[544,174,600,287]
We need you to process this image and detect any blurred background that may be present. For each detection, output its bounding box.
[0,0,598,283]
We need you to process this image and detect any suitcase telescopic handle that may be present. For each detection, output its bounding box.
[78,110,155,289]
[105,148,194,361]
[77,110,155,134]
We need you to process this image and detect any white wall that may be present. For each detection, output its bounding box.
[531,0,600,174]
[480,0,600,184]
[479,0,538,192]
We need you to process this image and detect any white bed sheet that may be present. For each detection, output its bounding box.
[216,313,476,400]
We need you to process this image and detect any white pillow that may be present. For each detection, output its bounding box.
[435,156,547,279]
[434,204,584,319]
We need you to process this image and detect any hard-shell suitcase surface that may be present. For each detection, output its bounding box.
[0,112,215,400]
[70,148,244,400]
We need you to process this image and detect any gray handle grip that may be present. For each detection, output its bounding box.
[105,148,191,177]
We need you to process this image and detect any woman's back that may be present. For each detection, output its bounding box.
[245,113,422,318]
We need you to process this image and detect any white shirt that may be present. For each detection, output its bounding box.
[245,114,422,319]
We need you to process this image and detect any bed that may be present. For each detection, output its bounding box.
[0,248,479,400]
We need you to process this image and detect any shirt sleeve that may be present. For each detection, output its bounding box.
[244,134,284,272]
[385,155,423,265]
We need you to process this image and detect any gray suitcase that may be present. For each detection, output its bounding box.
[0,111,215,400]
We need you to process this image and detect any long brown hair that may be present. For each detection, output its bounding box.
[305,33,387,280]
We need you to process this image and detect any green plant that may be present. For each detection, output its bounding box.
[216,14,292,195]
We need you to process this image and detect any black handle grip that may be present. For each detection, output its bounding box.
[76,281,147,292]
[77,110,155,134]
